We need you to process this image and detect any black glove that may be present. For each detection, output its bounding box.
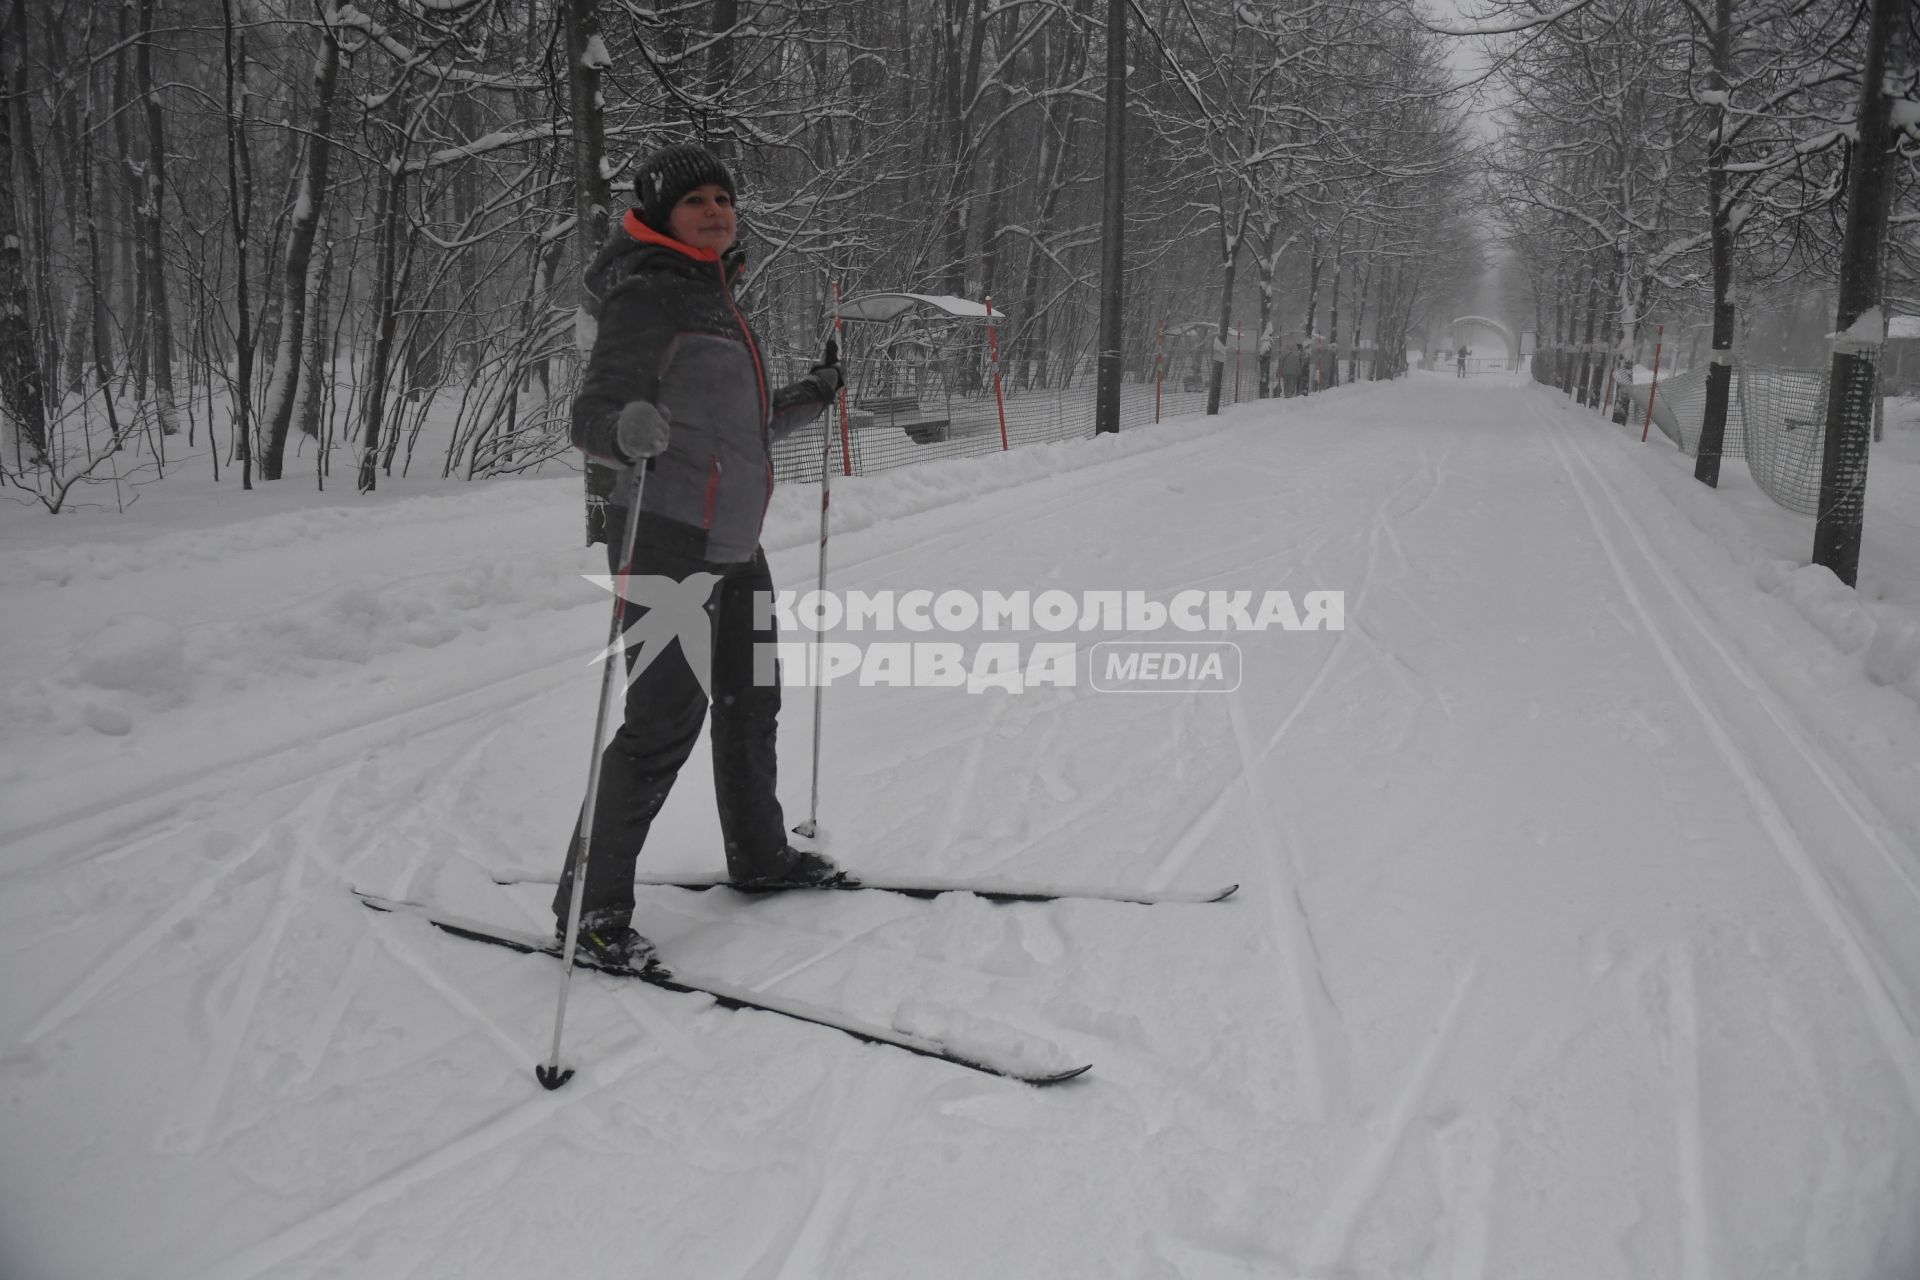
[807,337,843,400]
[614,400,671,461]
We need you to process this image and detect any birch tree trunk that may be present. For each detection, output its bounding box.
[562,0,610,538]
[136,0,179,437]
[357,92,409,494]
[221,0,254,488]
[261,3,341,480]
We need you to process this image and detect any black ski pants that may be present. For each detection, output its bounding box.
[552,526,789,932]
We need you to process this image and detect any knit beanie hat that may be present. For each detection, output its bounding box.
[630,143,736,235]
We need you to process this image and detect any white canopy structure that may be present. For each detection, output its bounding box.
[836,292,1004,323]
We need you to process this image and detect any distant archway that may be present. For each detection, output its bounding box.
[1449,316,1519,370]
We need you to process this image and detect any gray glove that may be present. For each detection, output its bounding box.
[615,400,671,461]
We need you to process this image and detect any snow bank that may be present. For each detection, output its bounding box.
[1753,555,1920,700]
[2,548,599,742]
[1756,560,1878,655]
[74,614,189,696]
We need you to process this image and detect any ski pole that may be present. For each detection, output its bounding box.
[794,290,846,840]
[538,464,647,1090]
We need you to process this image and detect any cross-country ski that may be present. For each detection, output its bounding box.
[356,892,1091,1085]
[6,6,1919,1276]
[492,866,1240,905]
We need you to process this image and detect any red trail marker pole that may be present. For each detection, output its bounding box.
[1641,324,1665,443]
[986,296,1010,451]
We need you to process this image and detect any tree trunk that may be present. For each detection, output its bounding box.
[294,232,334,454]
[1206,201,1245,416]
[1326,234,1343,390]
[563,0,610,535]
[1812,0,1899,586]
[704,0,737,152]
[1302,240,1321,341]
[358,93,410,494]
[112,4,143,398]
[1011,24,1084,388]
[939,0,993,295]
[261,5,341,479]
[135,0,179,438]
[979,136,1010,305]
[564,0,611,288]
[0,29,48,460]
[1588,260,1616,406]
[80,18,126,465]
[221,0,254,488]
[1694,0,1737,486]
[1255,239,1276,397]
[1348,237,1377,384]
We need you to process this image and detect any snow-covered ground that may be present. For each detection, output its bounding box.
[3,376,1918,1279]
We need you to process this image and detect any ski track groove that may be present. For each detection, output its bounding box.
[1299,960,1480,1275]
[812,417,1244,584]
[1435,1115,1500,1280]
[923,686,1013,865]
[182,1031,664,1280]
[1542,405,1920,1117]
[16,784,332,1045]
[827,440,1347,886]
[162,850,308,1155]
[288,933,377,1089]
[2,662,568,882]
[1149,438,1441,890]
[753,1066,919,1280]
[1667,944,1716,1280]
[1225,686,1347,1122]
[367,919,539,1067]
[1554,406,1920,918]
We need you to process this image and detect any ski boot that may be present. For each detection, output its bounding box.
[736,846,854,892]
[558,913,658,972]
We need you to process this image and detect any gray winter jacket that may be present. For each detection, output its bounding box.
[574,210,830,561]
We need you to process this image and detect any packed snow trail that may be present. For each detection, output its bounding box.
[2,375,1917,1279]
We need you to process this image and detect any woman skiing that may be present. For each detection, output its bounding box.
[553,143,845,968]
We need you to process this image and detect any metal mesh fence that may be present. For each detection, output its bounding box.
[764,353,1222,485]
[1543,354,1829,517]
[1615,366,1748,458]
[1736,364,1830,517]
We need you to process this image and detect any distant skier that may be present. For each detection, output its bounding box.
[555,143,847,968]
[1280,342,1304,397]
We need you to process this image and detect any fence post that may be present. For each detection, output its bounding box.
[1233,328,1242,403]
[1641,324,1665,443]
[1155,317,1164,423]
[1601,349,1618,418]
[985,295,1010,451]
